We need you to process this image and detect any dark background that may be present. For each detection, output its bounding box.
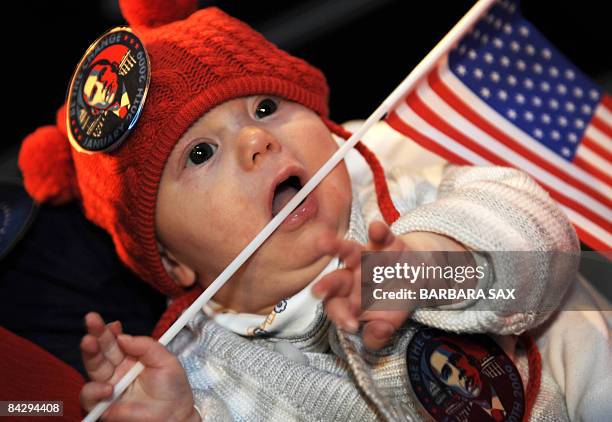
[2,0,610,163]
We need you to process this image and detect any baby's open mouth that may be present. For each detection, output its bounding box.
[271,175,306,216]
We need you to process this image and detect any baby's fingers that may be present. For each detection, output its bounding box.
[362,320,399,351]
[312,269,354,301]
[85,313,125,366]
[326,296,359,333]
[79,381,113,412]
[116,335,176,370]
[108,319,123,337]
[360,310,411,350]
[318,233,362,270]
[367,221,405,251]
[81,334,116,383]
[82,313,126,383]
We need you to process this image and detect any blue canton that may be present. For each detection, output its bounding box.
[448,0,602,161]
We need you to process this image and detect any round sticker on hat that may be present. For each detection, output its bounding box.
[406,326,525,422]
[66,27,150,153]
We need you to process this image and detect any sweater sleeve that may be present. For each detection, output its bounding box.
[532,274,612,421]
[363,163,580,335]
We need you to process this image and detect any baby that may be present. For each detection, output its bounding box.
[18,1,588,421]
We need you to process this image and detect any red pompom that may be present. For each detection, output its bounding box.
[18,125,79,205]
[119,0,198,29]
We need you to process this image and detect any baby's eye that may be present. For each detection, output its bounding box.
[187,142,217,166]
[255,98,278,119]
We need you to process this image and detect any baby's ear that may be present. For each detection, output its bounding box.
[157,242,197,288]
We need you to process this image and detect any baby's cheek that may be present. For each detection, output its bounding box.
[329,166,352,200]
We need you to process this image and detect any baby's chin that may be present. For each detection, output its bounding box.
[247,252,336,314]
[196,244,326,315]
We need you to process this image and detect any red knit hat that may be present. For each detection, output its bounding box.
[18,0,399,336]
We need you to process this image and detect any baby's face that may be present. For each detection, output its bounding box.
[156,96,351,313]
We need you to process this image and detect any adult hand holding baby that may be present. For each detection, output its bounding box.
[313,221,471,351]
[79,312,200,421]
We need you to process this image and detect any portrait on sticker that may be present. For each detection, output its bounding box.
[67,28,149,152]
[407,327,525,422]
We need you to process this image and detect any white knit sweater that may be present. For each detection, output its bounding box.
[168,164,590,421]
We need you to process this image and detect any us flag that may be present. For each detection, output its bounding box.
[386,0,611,251]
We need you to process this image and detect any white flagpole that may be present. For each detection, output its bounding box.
[83,0,496,420]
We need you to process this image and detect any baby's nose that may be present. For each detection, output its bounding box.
[236,126,281,170]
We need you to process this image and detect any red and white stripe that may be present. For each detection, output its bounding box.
[386,56,612,251]
[575,100,612,186]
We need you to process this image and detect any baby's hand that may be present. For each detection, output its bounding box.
[313,221,470,351]
[79,312,199,421]
[313,221,412,351]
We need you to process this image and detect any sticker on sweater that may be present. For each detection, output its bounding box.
[406,327,525,422]
[66,27,151,153]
